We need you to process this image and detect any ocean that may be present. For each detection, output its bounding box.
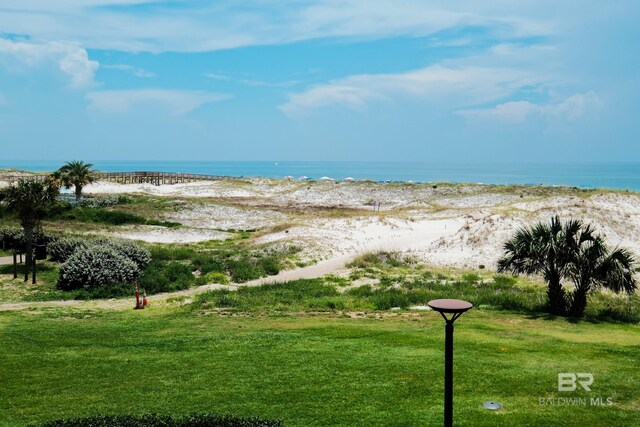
[2,160,640,191]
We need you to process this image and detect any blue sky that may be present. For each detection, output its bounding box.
[0,1,638,162]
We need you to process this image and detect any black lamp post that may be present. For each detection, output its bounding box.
[428,299,473,427]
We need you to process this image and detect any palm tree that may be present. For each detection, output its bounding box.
[497,216,575,315]
[0,180,58,281]
[565,229,636,317]
[58,160,96,203]
[498,216,637,318]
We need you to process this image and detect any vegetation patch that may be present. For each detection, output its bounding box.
[31,413,283,427]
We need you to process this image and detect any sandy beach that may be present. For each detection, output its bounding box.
[82,179,640,273]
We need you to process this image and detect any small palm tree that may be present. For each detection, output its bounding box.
[497,216,575,315]
[58,160,96,203]
[0,180,58,281]
[498,216,637,318]
[565,229,636,317]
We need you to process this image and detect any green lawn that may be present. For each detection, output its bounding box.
[1,307,638,427]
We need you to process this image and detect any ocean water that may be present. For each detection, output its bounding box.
[2,160,640,192]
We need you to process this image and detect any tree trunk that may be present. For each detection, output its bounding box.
[569,287,588,318]
[547,274,567,315]
[75,185,83,204]
[23,226,33,283]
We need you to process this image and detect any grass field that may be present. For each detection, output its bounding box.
[1,305,638,427]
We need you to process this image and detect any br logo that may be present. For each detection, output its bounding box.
[558,373,593,392]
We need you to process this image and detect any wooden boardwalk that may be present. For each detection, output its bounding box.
[0,171,226,186]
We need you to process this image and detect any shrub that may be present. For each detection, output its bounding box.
[461,273,481,283]
[103,240,151,269]
[259,256,280,275]
[74,283,134,300]
[58,247,140,291]
[227,258,263,283]
[346,285,374,297]
[48,238,89,262]
[78,195,121,208]
[0,227,23,250]
[191,254,225,274]
[31,413,283,427]
[202,272,229,285]
[1,227,54,251]
[138,261,193,294]
[493,275,517,288]
[370,288,410,310]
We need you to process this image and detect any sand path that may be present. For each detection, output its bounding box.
[0,219,460,312]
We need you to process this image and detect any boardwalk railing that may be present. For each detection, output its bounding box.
[0,171,226,186]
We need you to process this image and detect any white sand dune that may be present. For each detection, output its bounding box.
[83,179,640,271]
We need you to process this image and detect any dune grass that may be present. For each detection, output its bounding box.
[0,307,638,427]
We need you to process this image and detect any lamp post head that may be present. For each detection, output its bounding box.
[428,299,473,323]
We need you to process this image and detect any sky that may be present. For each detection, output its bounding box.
[0,1,638,162]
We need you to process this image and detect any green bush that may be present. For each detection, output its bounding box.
[31,413,283,427]
[0,227,54,251]
[191,254,225,274]
[58,247,140,291]
[48,238,89,262]
[74,283,134,300]
[259,256,280,275]
[493,274,518,288]
[370,288,410,310]
[227,258,264,283]
[149,246,198,261]
[54,207,179,228]
[346,285,374,297]
[202,272,229,285]
[138,261,193,294]
[103,240,151,269]
[78,195,121,208]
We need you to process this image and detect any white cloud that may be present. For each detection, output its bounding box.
[458,92,602,123]
[102,64,155,78]
[279,64,542,117]
[203,72,298,88]
[0,39,99,88]
[0,1,555,52]
[85,89,230,115]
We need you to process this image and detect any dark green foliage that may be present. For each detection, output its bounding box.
[58,247,140,291]
[258,256,280,276]
[56,160,96,203]
[498,215,637,318]
[48,238,89,262]
[191,255,225,274]
[149,246,198,261]
[49,207,179,227]
[31,413,283,427]
[73,282,134,300]
[102,240,151,269]
[492,274,517,288]
[346,284,374,297]
[138,261,194,294]
[369,288,410,310]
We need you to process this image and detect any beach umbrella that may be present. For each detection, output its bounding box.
[284,175,293,181]
[319,176,335,181]
[298,176,309,180]
[344,177,355,182]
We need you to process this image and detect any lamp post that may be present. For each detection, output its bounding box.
[428,299,473,427]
